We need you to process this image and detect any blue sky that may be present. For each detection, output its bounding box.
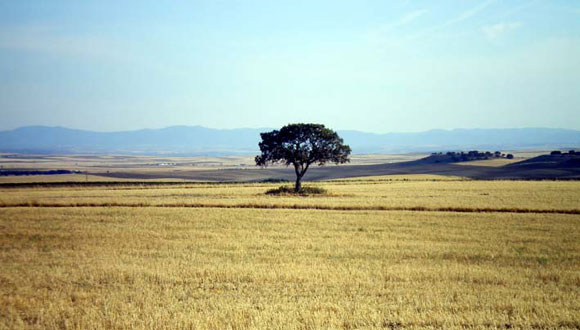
[0,0,579,133]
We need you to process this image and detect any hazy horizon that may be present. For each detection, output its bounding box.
[2,124,580,135]
[1,1,579,133]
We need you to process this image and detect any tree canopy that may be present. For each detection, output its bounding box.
[255,123,351,192]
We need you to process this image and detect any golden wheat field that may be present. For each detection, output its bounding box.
[0,176,579,329]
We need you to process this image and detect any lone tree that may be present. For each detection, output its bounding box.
[255,123,351,192]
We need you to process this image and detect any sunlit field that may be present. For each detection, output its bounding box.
[1,178,578,213]
[2,0,580,328]
[1,176,579,329]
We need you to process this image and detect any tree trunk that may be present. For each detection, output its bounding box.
[293,163,303,193]
[295,176,302,192]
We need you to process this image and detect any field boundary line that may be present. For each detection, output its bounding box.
[1,177,579,189]
[0,202,579,215]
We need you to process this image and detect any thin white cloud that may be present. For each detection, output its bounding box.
[481,22,522,41]
[363,9,427,44]
[496,0,539,19]
[452,0,497,24]
[409,0,497,40]
[394,9,429,28]
[374,9,428,33]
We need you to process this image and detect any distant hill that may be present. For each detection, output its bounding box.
[0,126,265,155]
[339,128,580,153]
[505,151,580,169]
[0,126,579,155]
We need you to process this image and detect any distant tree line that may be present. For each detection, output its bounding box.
[429,150,514,162]
[550,150,576,156]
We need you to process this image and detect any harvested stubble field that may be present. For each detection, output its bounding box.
[0,176,579,329]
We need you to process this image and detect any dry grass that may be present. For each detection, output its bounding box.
[0,177,579,329]
[1,207,578,329]
[1,179,578,213]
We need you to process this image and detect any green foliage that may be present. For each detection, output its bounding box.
[255,123,351,192]
[265,185,327,196]
[255,123,351,167]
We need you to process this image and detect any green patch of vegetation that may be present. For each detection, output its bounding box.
[536,256,549,265]
[257,178,289,183]
[265,185,328,196]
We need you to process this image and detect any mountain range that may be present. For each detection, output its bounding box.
[0,126,579,155]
